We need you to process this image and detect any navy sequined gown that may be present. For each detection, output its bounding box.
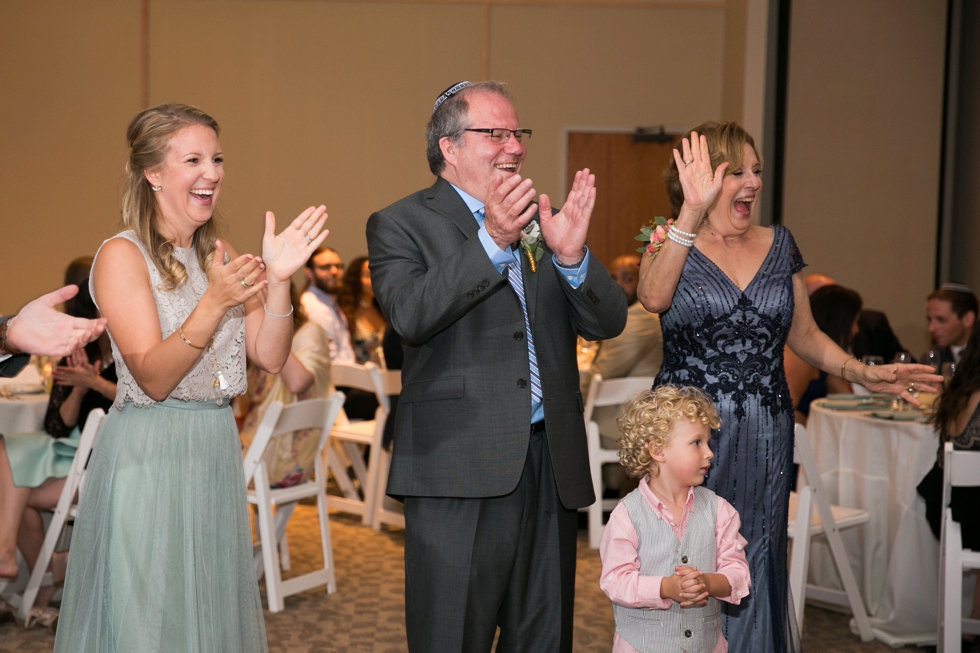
[654,225,804,653]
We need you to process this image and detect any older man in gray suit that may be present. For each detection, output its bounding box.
[367,81,627,653]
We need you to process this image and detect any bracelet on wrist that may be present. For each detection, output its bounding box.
[666,229,694,248]
[840,356,855,381]
[0,317,24,356]
[671,226,698,240]
[178,326,207,350]
[263,303,294,319]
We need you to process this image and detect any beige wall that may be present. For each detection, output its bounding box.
[782,0,948,356]
[1,0,726,312]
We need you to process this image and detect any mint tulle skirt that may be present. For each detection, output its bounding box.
[53,399,268,653]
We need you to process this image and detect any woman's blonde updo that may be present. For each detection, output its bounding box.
[122,103,221,290]
[663,121,762,219]
[617,385,722,479]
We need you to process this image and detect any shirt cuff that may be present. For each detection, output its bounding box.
[0,353,10,363]
[478,225,514,273]
[553,247,590,288]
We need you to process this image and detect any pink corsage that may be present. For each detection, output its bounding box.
[635,216,676,258]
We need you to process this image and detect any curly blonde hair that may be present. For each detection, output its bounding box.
[617,385,721,478]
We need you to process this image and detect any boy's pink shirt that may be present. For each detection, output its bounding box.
[598,476,751,653]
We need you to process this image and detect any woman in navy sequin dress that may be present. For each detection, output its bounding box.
[636,122,940,652]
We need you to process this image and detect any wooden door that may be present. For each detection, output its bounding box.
[566,132,677,268]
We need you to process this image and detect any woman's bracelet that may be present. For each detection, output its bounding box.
[178,326,207,350]
[671,226,698,240]
[840,356,855,381]
[666,229,694,248]
[263,303,294,319]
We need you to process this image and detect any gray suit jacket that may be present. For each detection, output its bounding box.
[367,177,627,509]
[0,316,30,378]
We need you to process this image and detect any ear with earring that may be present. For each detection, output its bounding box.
[151,185,162,192]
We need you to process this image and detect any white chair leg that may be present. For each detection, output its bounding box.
[787,488,813,630]
[254,466,285,613]
[314,462,337,594]
[361,438,382,526]
[944,516,964,652]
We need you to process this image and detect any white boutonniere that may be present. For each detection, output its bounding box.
[520,221,544,273]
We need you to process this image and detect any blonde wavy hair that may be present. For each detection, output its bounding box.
[617,385,722,478]
[122,103,221,290]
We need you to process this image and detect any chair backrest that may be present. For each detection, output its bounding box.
[942,441,980,510]
[243,393,346,483]
[74,408,106,500]
[583,373,655,423]
[793,423,824,493]
[331,363,388,411]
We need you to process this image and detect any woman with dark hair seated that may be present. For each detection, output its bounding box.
[918,322,980,641]
[0,257,117,630]
[785,284,863,424]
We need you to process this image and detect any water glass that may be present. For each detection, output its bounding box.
[923,349,942,372]
[862,355,884,367]
[942,362,957,388]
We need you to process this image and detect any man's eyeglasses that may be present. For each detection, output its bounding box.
[464,128,532,143]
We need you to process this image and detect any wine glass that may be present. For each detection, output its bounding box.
[923,349,942,372]
[892,352,913,364]
[942,362,957,389]
[862,355,884,367]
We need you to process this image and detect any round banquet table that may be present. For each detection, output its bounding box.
[0,392,49,434]
[807,399,940,646]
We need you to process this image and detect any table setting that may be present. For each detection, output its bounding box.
[0,358,51,434]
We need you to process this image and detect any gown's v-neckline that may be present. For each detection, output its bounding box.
[691,227,778,295]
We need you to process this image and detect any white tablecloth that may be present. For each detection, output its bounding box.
[0,394,49,434]
[807,400,939,644]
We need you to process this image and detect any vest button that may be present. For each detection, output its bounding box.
[514,332,524,340]
[517,379,527,388]
[685,629,692,637]
[681,555,688,564]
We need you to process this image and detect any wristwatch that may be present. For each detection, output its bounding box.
[0,316,23,356]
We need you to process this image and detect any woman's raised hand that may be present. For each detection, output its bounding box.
[860,362,944,405]
[262,205,329,283]
[206,240,267,310]
[52,351,102,391]
[673,131,728,216]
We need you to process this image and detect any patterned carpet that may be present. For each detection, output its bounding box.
[0,505,927,652]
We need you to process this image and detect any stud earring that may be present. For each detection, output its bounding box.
[151,185,162,192]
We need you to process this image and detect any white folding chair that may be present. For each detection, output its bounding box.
[243,393,344,612]
[327,363,389,525]
[938,442,980,651]
[18,408,105,622]
[583,374,656,549]
[370,369,404,531]
[787,422,873,641]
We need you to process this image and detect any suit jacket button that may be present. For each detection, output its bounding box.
[685,630,692,638]
[514,332,524,340]
[681,555,688,564]
[466,292,474,299]
[517,378,527,388]
[482,280,489,288]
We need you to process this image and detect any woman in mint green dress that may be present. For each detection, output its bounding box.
[53,104,328,653]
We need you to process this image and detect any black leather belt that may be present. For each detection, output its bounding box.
[531,421,546,433]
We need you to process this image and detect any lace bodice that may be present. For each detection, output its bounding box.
[91,231,246,408]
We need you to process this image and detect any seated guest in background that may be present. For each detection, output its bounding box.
[924,283,977,365]
[339,256,386,366]
[804,273,906,363]
[301,246,355,364]
[1,286,107,377]
[917,321,980,633]
[238,282,333,488]
[301,246,376,418]
[0,260,117,628]
[785,284,862,424]
[581,253,663,494]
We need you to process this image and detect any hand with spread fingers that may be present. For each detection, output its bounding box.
[205,240,267,309]
[262,205,329,283]
[52,349,104,391]
[673,131,728,218]
[483,174,537,251]
[539,168,596,267]
[5,286,107,358]
[855,362,943,405]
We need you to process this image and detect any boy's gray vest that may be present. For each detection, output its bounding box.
[612,485,721,653]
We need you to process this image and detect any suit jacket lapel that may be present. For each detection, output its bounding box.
[425,177,480,239]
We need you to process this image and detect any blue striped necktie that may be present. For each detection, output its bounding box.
[505,258,543,406]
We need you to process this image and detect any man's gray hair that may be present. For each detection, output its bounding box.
[425,81,511,176]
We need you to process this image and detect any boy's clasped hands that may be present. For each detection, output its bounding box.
[661,565,731,607]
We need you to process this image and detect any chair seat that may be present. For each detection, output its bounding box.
[788,492,870,535]
[331,420,377,445]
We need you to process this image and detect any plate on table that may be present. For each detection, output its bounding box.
[1,384,46,396]
[821,397,892,411]
[826,393,894,401]
[869,410,924,422]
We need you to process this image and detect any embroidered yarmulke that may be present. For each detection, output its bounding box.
[941,282,974,294]
[433,81,471,114]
